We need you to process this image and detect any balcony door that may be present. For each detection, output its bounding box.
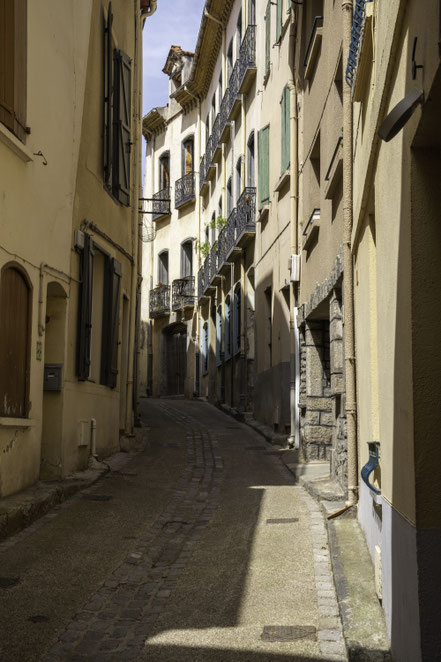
[164,323,187,396]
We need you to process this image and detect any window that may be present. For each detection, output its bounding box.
[103,4,132,205]
[236,157,242,204]
[158,251,169,285]
[236,9,242,55]
[216,305,222,366]
[0,264,31,417]
[233,284,241,355]
[227,40,233,80]
[202,321,209,375]
[276,0,283,42]
[0,0,27,143]
[225,295,231,360]
[182,137,194,175]
[181,241,193,278]
[227,177,233,216]
[249,0,256,25]
[76,235,121,387]
[264,1,271,79]
[258,125,270,209]
[281,86,290,174]
[247,132,255,187]
[159,153,170,189]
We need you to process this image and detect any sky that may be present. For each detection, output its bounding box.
[142,0,206,116]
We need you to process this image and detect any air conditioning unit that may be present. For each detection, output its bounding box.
[288,254,300,282]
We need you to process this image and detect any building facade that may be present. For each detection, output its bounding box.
[0,0,154,498]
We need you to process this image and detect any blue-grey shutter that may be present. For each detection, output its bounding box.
[77,234,94,380]
[101,257,121,387]
[112,49,131,206]
[276,0,283,41]
[258,125,270,209]
[103,2,113,184]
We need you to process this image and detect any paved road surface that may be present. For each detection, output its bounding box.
[0,399,346,661]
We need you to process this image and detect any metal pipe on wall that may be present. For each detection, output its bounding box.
[342,0,358,506]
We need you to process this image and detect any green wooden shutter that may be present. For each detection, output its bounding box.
[77,234,94,381]
[101,257,121,388]
[281,86,290,174]
[265,0,271,77]
[103,2,113,185]
[276,0,283,41]
[258,125,270,209]
[112,49,132,206]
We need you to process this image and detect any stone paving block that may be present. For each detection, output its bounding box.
[318,629,343,642]
[319,640,346,656]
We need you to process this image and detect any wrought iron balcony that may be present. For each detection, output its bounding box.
[198,256,211,300]
[149,284,170,318]
[208,241,219,284]
[199,154,206,193]
[219,89,231,143]
[211,113,222,163]
[345,0,371,87]
[238,25,256,94]
[217,222,229,271]
[175,172,195,208]
[236,187,256,245]
[205,135,216,180]
[152,187,171,220]
[227,60,241,120]
[172,276,195,310]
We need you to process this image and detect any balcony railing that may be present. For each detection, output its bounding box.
[211,114,221,161]
[199,154,206,192]
[198,256,211,299]
[172,276,195,310]
[224,208,238,261]
[208,241,218,284]
[219,88,230,142]
[227,59,241,118]
[345,0,371,87]
[175,172,195,208]
[149,284,170,318]
[152,187,171,220]
[238,25,256,93]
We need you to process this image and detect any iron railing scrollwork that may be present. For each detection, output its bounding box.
[219,88,230,138]
[239,25,256,87]
[208,241,218,284]
[198,257,210,299]
[227,60,240,117]
[152,187,171,220]
[236,187,256,240]
[175,172,195,208]
[172,276,195,309]
[149,284,170,317]
[345,0,372,87]
[199,154,206,192]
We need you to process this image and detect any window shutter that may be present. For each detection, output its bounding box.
[0,0,15,133]
[234,286,241,354]
[258,125,270,209]
[276,0,283,41]
[103,2,113,184]
[265,1,271,77]
[77,234,94,381]
[101,257,121,388]
[112,49,131,206]
[281,86,290,173]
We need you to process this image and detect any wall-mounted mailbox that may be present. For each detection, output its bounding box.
[361,441,381,495]
[43,364,63,392]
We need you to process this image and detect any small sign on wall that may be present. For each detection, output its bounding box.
[36,341,43,361]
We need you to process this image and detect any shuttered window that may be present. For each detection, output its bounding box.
[77,235,121,387]
[100,258,121,388]
[158,251,169,285]
[264,1,271,78]
[276,0,283,41]
[216,305,222,366]
[281,86,290,174]
[77,234,94,381]
[103,3,132,206]
[182,138,193,175]
[258,125,270,209]
[233,284,241,355]
[0,265,30,417]
[181,241,192,278]
[0,0,27,143]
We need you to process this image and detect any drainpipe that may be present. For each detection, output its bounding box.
[38,263,46,336]
[143,128,155,395]
[125,1,143,433]
[287,7,299,449]
[342,0,358,506]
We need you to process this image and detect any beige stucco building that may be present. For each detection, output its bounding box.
[0,0,155,499]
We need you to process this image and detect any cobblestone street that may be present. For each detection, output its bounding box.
[0,400,346,661]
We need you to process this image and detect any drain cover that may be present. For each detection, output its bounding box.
[82,494,112,501]
[266,517,299,524]
[261,625,316,642]
[0,577,20,589]
[28,615,49,623]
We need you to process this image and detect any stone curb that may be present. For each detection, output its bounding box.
[0,467,109,543]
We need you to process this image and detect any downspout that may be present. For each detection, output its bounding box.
[143,128,155,396]
[38,263,46,336]
[126,0,145,433]
[184,84,202,396]
[342,0,358,506]
[287,6,299,449]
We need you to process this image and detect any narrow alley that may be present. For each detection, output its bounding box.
[0,400,347,662]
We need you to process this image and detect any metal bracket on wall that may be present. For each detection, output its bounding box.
[361,441,381,495]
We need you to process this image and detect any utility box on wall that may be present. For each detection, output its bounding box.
[43,364,63,391]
